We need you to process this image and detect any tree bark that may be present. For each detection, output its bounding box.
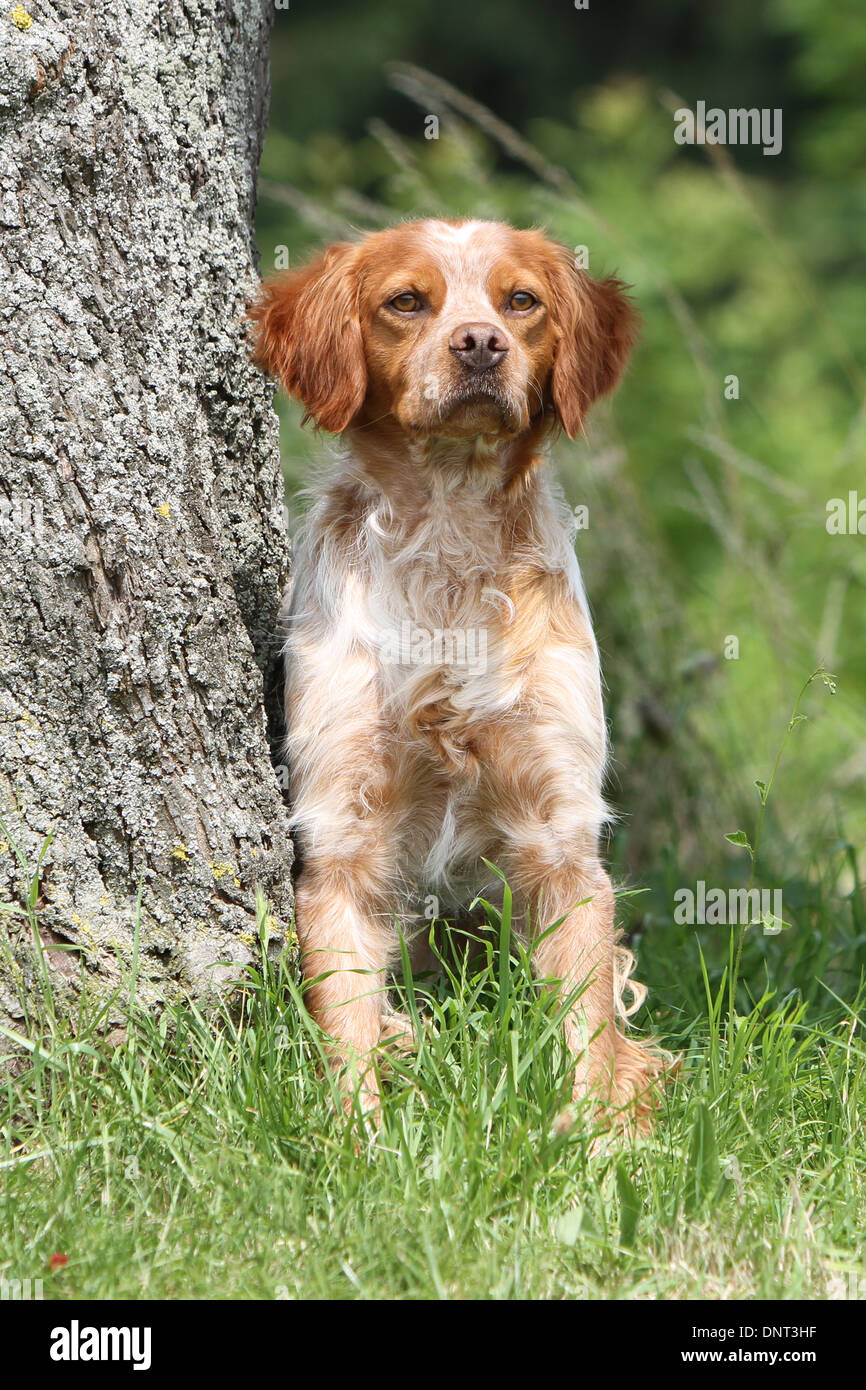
[0,0,292,1036]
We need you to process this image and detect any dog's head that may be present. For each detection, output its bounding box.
[249,219,636,442]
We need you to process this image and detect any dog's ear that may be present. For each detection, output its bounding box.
[549,250,638,440]
[248,242,367,433]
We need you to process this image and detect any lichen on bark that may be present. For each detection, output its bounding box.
[0,0,293,1037]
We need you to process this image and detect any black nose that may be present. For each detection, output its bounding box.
[449,322,509,372]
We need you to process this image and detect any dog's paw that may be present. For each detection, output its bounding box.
[560,1033,679,1143]
[608,1033,680,1134]
[377,1009,417,1053]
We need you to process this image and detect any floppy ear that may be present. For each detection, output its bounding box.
[248,242,366,433]
[549,251,638,440]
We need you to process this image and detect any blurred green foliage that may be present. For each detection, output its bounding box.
[256,2,865,1003]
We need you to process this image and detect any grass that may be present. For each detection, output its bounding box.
[2,844,864,1300]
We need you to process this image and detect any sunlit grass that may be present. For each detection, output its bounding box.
[2,868,864,1300]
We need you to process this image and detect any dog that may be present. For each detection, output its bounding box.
[250,218,666,1131]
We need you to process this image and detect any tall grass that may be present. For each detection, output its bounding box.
[1,728,864,1299]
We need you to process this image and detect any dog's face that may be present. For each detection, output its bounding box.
[356,221,564,441]
[250,219,636,442]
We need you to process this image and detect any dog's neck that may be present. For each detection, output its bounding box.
[342,415,551,513]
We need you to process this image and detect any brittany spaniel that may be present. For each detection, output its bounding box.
[251,219,666,1132]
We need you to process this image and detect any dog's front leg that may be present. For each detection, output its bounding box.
[498,839,664,1131]
[286,620,403,1120]
[295,859,397,1117]
[525,862,661,1123]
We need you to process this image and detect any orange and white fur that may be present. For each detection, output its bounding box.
[251,219,666,1131]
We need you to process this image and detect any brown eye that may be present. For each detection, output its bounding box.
[389,292,422,313]
[508,290,537,312]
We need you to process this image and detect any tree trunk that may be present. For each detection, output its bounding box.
[0,0,292,1037]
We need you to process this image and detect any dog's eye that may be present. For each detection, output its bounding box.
[507,290,537,312]
[389,292,423,313]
